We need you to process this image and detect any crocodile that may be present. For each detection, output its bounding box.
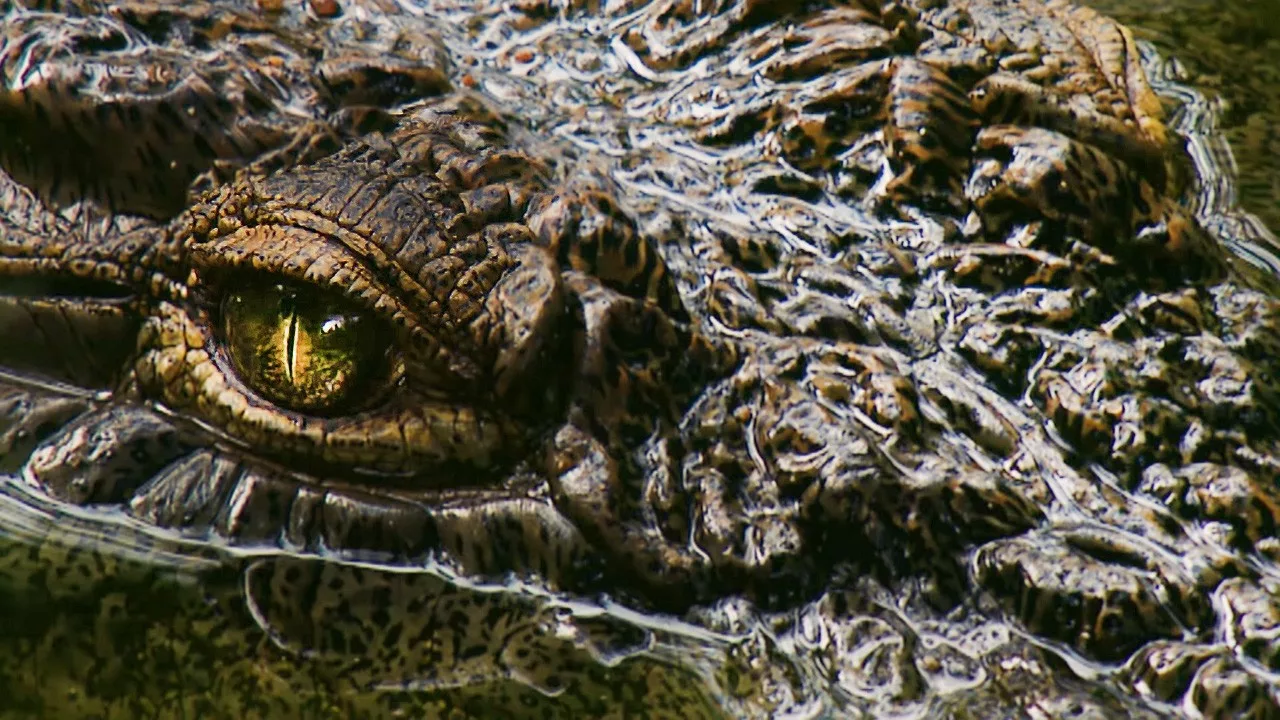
[3,0,1280,717]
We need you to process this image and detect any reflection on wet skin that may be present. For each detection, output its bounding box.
[2,0,1280,717]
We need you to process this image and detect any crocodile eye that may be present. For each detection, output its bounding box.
[221,282,390,415]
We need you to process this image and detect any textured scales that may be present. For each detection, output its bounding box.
[3,0,1280,717]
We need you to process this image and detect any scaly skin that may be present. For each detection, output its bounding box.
[3,0,1280,717]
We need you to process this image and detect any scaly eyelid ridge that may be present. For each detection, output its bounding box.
[186,224,429,344]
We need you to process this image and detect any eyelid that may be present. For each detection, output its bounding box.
[186,224,483,391]
[136,300,513,476]
[188,224,420,335]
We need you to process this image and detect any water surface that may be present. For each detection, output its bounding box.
[2,1,1278,718]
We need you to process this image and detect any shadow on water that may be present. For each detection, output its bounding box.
[3,1,1280,718]
[0,478,732,719]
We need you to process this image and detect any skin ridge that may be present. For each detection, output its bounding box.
[2,0,1280,717]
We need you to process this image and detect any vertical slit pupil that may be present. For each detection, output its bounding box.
[277,286,300,384]
[285,307,299,385]
[221,280,390,414]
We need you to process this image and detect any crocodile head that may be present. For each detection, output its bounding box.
[8,0,1280,716]
[0,105,728,608]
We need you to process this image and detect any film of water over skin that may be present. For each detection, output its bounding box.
[0,0,1279,718]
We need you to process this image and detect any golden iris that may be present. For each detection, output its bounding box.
[221,283,387,415]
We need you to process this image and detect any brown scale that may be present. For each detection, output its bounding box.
[749,6,916,82]
[986,286,1096,328]
[1189,655,1280,718]
[969,73,1172,192]
[927,243,1081,292]
[8,110,705,491]
[1139,464,1280,550]
[9,0,1280,713]
[955,321,1043,389]
[1127,288,1211,336]
[1126,641,1224,705]
[1033,349,1194,471]
[881,58,980,206]
[619,0,888,73]
[1051,1,1169,145]
[526,187,685,318]
[771,55,980,205]
[968,126,1148,243]
[974,532,1189,662]
[0,2,449,218]
[543,274,715,607]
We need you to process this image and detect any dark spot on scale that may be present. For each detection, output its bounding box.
[916,129,941,151]
[150,174,169,200]
[212,94,236,115]
[31,101,50,127]
[347,633,368,655]
[157,102,184,128]
[241,91,273,116]
[622,238,641,268]
[73,29,128,53]
[33,420,61,443]
[382,622,403,649]
[326,626,348,653]
[1100,612,1124,637]
[192,133,216,160]
[150,118,171,144]
[460,644,487,660]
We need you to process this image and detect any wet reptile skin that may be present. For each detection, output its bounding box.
[3,0,1280,717]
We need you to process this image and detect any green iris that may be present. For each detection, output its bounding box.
[221,283,387,415]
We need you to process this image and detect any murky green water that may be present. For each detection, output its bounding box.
[0,482,732,719]
[2,1,1279,718]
